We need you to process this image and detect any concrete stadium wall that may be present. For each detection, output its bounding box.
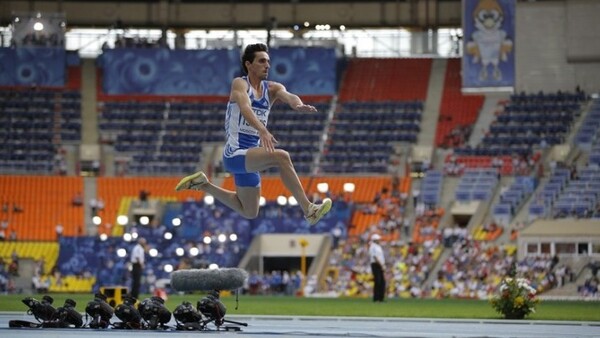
[516,1,600,93]
[258,234,327,257]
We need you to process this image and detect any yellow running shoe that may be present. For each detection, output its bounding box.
[175,171,208,191]
[305,198,332,225]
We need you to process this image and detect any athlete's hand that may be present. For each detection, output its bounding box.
[259,129,277,152]
[294,104,318,113]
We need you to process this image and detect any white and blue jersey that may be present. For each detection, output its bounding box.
[222,77,272,187]
[224,77,271,158]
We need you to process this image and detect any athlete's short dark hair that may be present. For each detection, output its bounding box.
[241,43,268,74]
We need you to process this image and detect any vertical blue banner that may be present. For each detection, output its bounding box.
[462,0,515,91]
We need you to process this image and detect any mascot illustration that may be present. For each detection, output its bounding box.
[466,0,513,81]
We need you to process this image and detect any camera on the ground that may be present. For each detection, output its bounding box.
[114,295,142,328]
[85,293,114,328]
[197,290,226,326]
[22,295,56,322]
[54,298,83,328]
[138,296,171,329]
[174,300,202,323]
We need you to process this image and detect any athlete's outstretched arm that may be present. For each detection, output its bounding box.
[270,82,318,113]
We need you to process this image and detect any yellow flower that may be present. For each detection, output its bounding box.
[514,296,524,308]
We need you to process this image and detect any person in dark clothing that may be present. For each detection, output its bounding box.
[130,238,147,299]
[369,234,386,302]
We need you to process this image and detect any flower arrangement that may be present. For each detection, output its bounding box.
[490,263,540,319]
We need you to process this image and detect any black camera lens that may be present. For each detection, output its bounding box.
[64,299,76,308]
[94,293,108,301]
[42,295,54,304]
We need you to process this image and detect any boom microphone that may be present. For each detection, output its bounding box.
[171,268,248,291]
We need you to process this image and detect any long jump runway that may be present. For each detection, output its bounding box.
[1,313,599,338]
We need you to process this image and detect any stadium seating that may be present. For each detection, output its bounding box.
[577,99,600,165]
[0,88,81,174]
[492,176,537,225]
[552,166,600,218]
[421,170,443,207]
[528,168,571,220]
[0,241,59,274]
[98,100,218,175]
[435,58,485,148]
[454,168,499,202]
[266,101,331,175]
[322,101,422,173]
[0,176,84,240]
[456,91,586,158]
[338,58,431,102]
[96,176,201,235]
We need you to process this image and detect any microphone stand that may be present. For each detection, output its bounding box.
[223,318,248,327]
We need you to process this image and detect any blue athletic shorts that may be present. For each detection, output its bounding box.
[223,151,261,188]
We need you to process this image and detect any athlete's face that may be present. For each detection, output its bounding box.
[248,51,270,80]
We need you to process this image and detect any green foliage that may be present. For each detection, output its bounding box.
[490,262,540,319]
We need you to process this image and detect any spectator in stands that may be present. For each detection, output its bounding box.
[72,192,83,207]
[402,217,411,238]
[8,257,19,277]
[139,189,150,208]
[12,203,23,213]
[587,260,600,277]
[579,275,598,297]
[175,43,331,225]
[32,273,50,293]
[368,234,385,302]
[0,268,9,293]
[55,223,64,240]
[97,198,105,213]
[90,197,98,216]
[247,270,262,295]
[412,186,420,206]
[34,259,44,277]
[8,230,17,241]
[331,226,342,249]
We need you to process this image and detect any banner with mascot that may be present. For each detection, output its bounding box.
[462,0,515,91]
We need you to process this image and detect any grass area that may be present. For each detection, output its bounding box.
[1,294,599,321]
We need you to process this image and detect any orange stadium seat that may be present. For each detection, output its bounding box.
[435,58,485,147]
[0,176,84,240]
[339,58,432,102]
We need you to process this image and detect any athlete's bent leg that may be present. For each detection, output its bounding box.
[245,148,312,214]
[175,171,260,218]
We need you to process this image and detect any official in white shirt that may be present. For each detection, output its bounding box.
[368,234,386,302]
[130,237,147,299]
